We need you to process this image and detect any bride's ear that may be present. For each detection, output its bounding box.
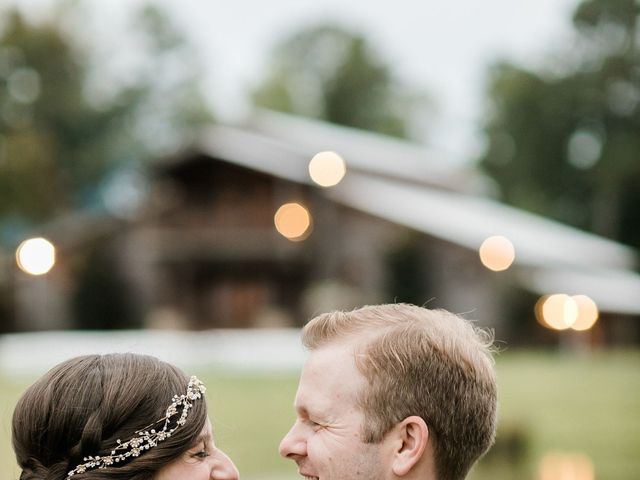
[390,416,429,477]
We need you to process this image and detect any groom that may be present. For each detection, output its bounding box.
[279,303,498,480]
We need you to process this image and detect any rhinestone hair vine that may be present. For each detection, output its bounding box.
[66,375,206,478]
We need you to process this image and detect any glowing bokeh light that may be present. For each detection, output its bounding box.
[534,296,550,328]
[538,452,594,480]
[16,237,56,275]
[536,294,578,330]
[567,129,602,170]
[570,295,599,331]
[274,202,312,241]
[8,68,41,104]
[479,235,515,271]
[308,151,346,187]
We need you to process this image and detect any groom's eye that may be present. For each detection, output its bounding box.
[306,418,324,429]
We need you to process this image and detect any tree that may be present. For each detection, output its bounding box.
[253,24,427,139]
[0,10,117,224]
[479,0,640,248]
[0,4,212,236]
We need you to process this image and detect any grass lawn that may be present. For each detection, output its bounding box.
[480,349,640,480]
[1,349,639,480]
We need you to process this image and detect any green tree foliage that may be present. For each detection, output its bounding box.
[253,24,423,138]
[0,10,118,222]
[0,5,212,231]
[124,5,214,152]
[479,0,640,248]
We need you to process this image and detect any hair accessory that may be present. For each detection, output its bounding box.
[66,375,206,478]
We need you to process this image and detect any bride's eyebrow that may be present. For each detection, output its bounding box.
[189,431,212,449]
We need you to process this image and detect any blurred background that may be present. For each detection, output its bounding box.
[1,0,639,479]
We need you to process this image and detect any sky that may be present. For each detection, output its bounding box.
[10,0,579,163]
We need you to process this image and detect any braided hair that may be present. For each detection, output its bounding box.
[12,354,207,480]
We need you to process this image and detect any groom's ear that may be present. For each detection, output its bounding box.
[388,416,429,476]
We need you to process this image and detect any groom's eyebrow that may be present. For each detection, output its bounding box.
[294,400,309,415]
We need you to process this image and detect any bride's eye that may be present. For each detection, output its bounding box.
[192,449,210,459]
[189,440,210,460]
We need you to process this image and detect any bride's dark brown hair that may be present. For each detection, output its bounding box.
[12,353,207,480]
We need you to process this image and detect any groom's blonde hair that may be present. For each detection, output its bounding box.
[302,303,497,480]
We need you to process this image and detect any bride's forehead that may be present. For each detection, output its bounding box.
[194,418,214,443]
[204,418,213,436]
